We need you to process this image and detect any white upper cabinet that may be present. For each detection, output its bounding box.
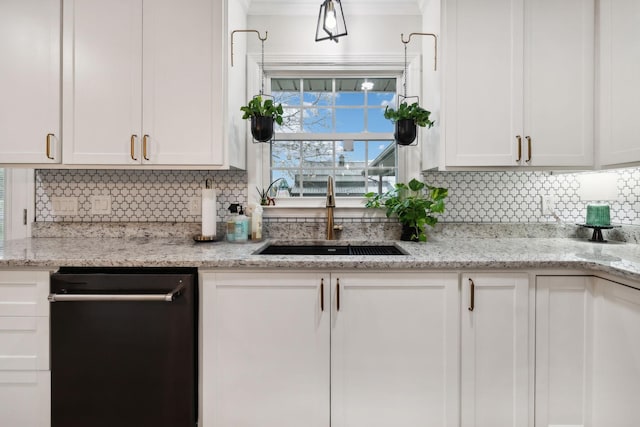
[443,0,594,168]
[0,0,61,164]
[63,0,142,165]
[63,0,242,168]
[598,0,640,167]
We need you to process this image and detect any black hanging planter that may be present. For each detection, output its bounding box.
[394,118,417,145]
[251,115,274,142]
[400,223,421,242]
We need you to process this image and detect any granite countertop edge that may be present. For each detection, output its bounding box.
[1,236,640,283]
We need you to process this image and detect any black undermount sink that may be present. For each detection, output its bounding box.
[256,243,407,256]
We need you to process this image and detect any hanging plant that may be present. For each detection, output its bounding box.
[240,96,284,142]
[383,102,435,145]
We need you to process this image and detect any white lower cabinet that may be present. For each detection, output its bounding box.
[200,271,330,427]
[460,273,530,427]
[199,269,640,427]
[0,269,51,427]
[199,270,459,427]
[331,272,459,427]
[536,275,640,427]
[535,276,593,427]
[0,371,50,427]
[591,277,640,426]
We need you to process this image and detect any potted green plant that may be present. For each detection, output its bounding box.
[365,178,447,242]
[241,96,284,142]
[256,178,284,206]
[384,102,435,145]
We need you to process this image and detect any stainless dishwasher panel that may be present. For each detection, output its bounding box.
[49,267,197,427]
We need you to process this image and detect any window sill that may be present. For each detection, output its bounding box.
[262,197,387,219]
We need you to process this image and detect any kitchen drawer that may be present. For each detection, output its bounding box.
[0,270,50,317]
[0,370,50,427]
[0,317,49,370]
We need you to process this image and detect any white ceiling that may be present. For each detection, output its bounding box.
[247,0,424,16]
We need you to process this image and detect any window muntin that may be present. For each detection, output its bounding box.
[270,77,397,198]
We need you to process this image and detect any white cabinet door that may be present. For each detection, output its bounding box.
[141,0,222,166]
[0,270,51,317]
[331,272,459,427]
[599,0,640,167]
[63,0,143,165]
[0,0,61,164]
[535,276,593,427]
[443,0,594,168]
[523,0,594,167]
[0,371,50,427]
[200,271,330,427]
[444,0,523,167]
[64,0,229,167]
[591,278,640,426]
[0,317,49,371]
[460,273,529,427]
[0,269,51,427]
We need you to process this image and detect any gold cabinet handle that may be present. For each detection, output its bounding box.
[46,133,55,159]
[130,135,138,161]
[515,135,522,162]
[320,278,325,312]
[336,278,341,311]
[143,134,150,161]
[468,278,475,311]
[525,136,532,163]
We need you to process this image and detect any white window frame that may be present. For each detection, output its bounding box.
[246,54,423,214]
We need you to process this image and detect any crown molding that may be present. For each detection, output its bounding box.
[247,1,422,16]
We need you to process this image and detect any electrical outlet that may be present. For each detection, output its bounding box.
[51,197,78,216]
[91,195,112,215]
[187,197,201,216]
[541,195,556,216]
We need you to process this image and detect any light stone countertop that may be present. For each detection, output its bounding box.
[2,236,640,283]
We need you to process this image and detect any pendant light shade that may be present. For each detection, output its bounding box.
[315,0,347,43]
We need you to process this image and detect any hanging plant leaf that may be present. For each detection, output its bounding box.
[384,102,435,128]
[240,96,284,125]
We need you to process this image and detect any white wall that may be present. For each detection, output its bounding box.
[246,14,422,56]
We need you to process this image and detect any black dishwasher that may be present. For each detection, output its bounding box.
[49,267,197,427]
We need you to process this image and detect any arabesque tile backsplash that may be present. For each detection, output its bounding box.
[35,167,640,226]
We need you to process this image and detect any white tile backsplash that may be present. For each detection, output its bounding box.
[35,167,640,226]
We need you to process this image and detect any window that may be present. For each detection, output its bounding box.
[0,169,4,240]
[269,76,398,197]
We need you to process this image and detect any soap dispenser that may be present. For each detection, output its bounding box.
[226,204,239,242]
[235,205,249,242]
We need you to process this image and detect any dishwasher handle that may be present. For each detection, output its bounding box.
[48,281,185,303]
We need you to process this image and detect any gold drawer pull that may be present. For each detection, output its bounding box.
[143,134,150,161]
[46,133,55,159]
[130,135,138,161]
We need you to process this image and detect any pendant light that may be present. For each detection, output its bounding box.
[315,0,347,43]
